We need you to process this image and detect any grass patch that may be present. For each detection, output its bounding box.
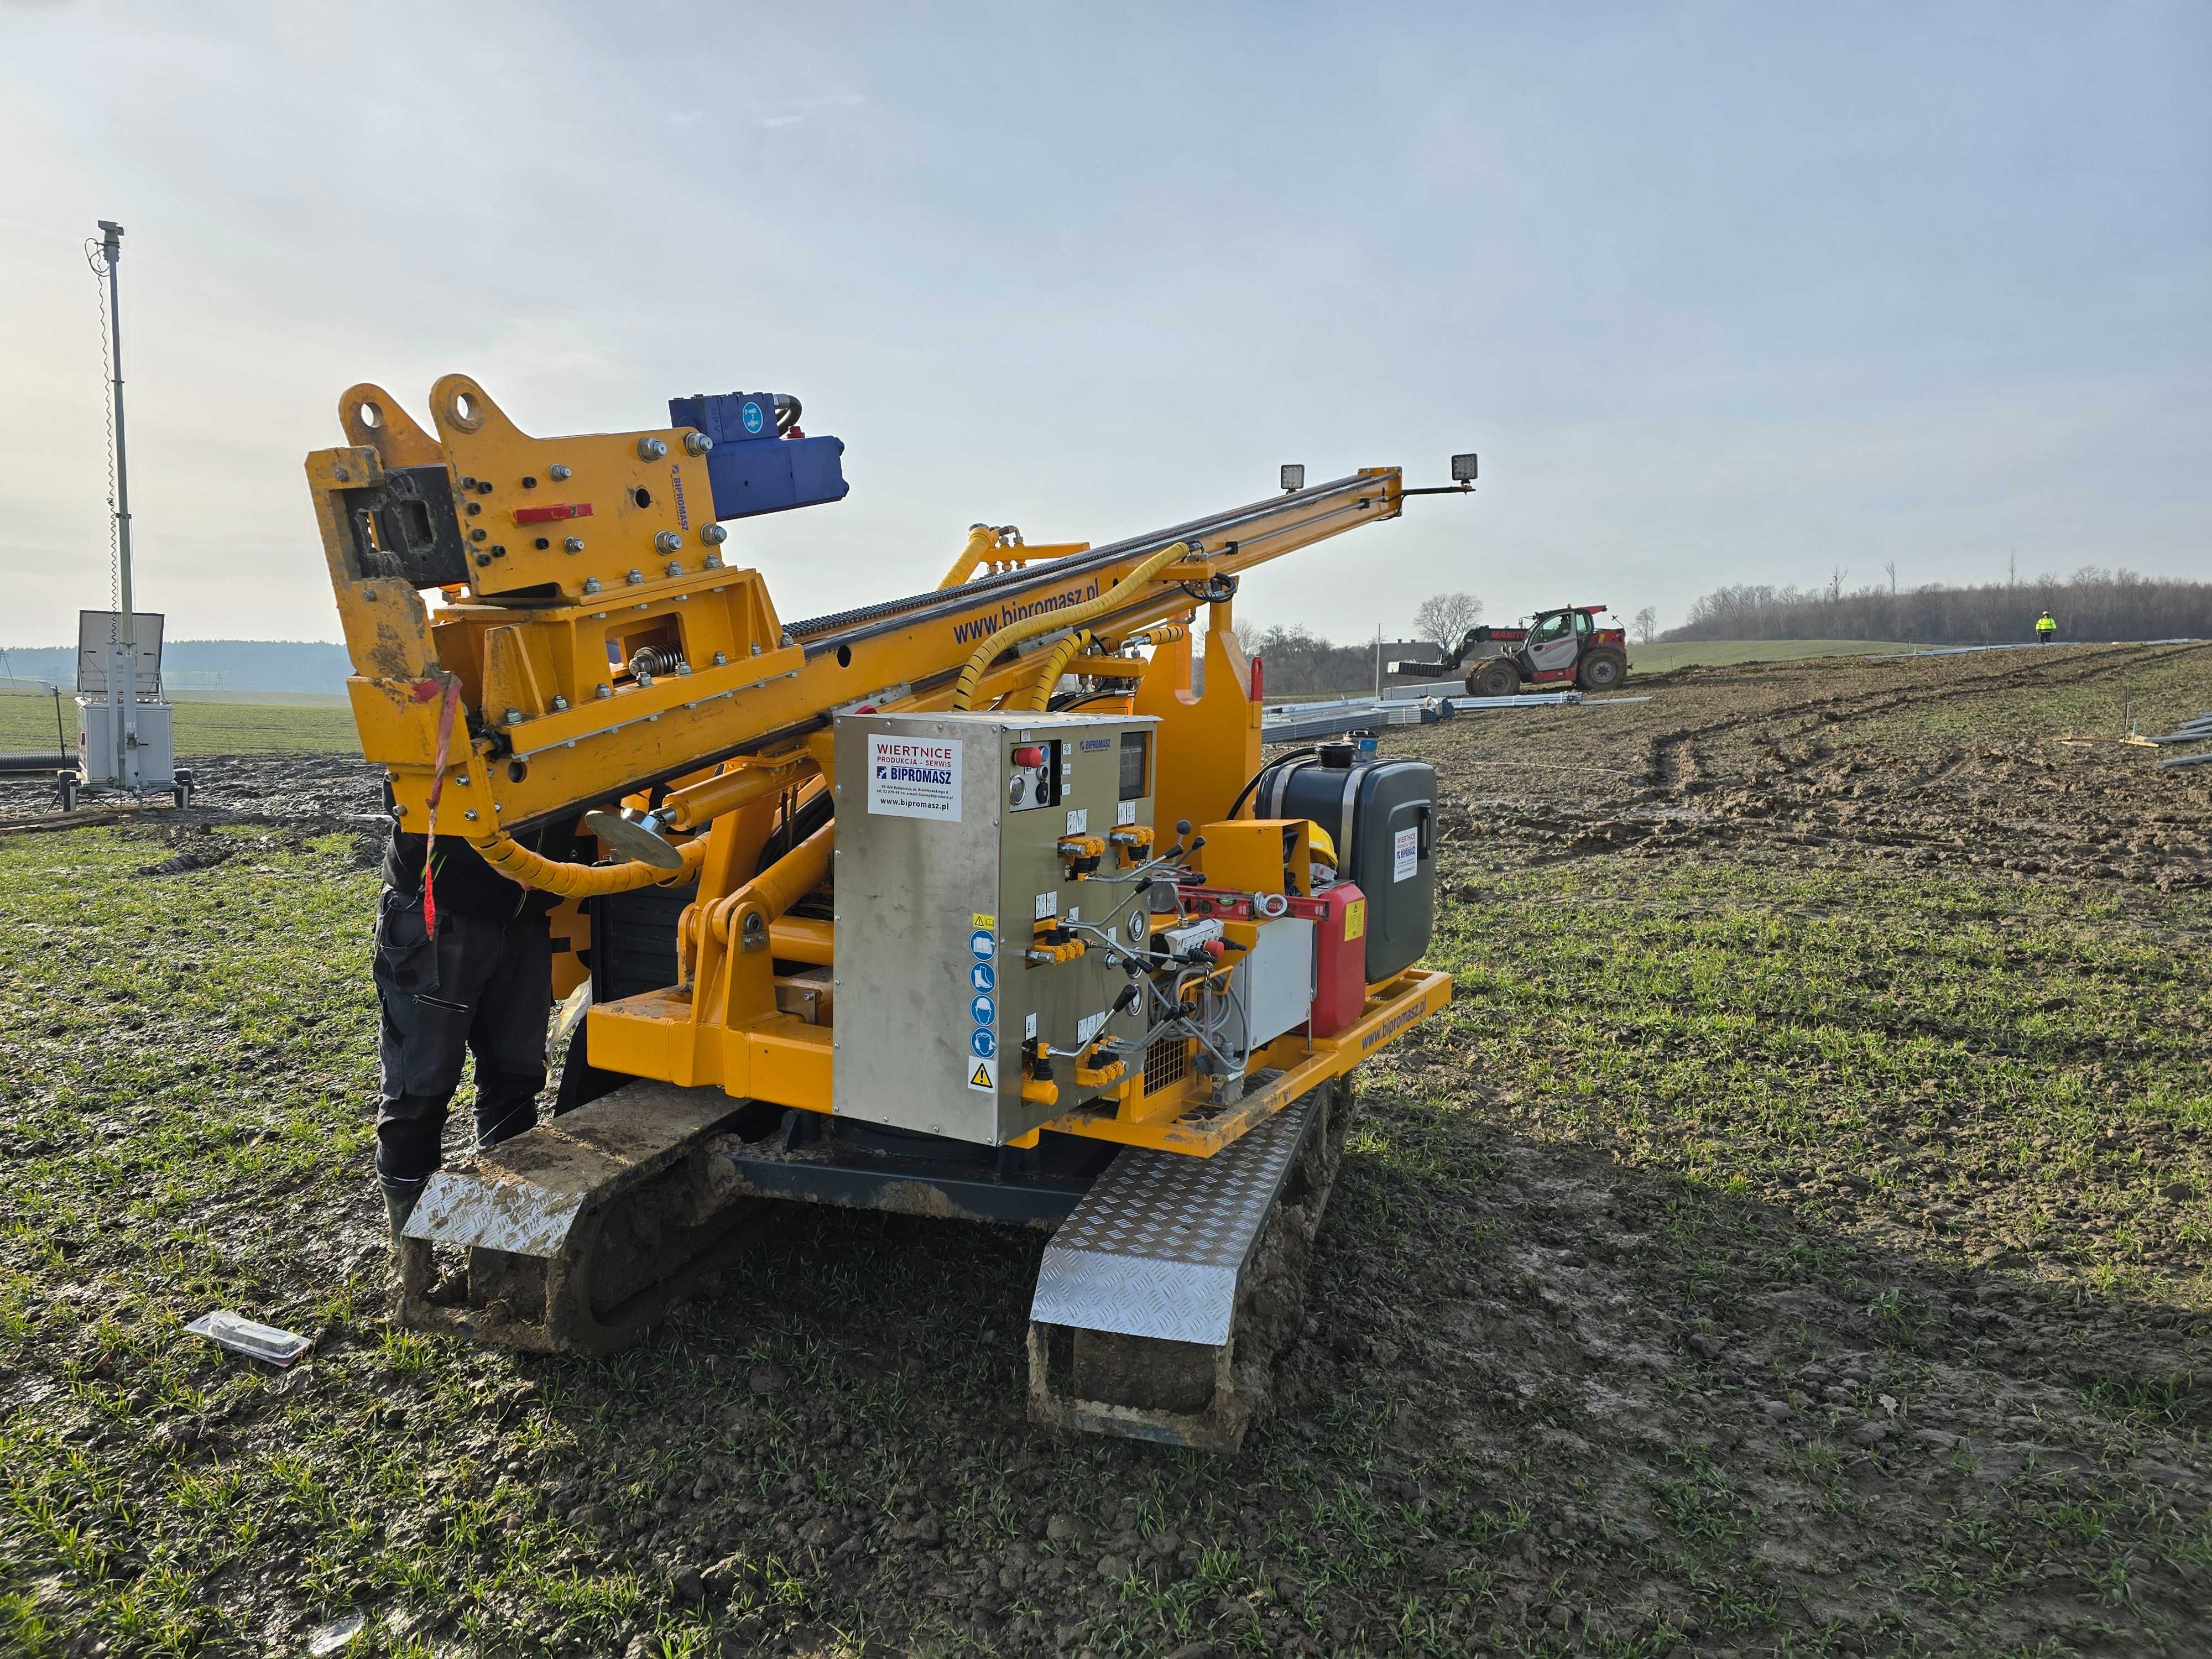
[0,689,362,758]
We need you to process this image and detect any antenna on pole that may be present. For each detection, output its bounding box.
[69,218,182,808]
[95,218,140,791]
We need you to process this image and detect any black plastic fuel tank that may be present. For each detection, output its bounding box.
[1256,744,1436,983]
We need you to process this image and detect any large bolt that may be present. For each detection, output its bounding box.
[654,531,683,555]
[503,707,523,726]
[550,694,570,712]
[549,463,571,481]
[711,650,729,667]
[683,431,713,456]
[564,535,585,553]
[626,568,645,585]
[582,576,602,594]
[594,682,612,699]
[637,436,668,461]
[700,523,728,545]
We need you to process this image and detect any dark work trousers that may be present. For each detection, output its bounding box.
[372,885,554,1189]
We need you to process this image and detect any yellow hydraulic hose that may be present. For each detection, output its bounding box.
[950,540,1194,711]
[937,525,1001,590]
[477,828,706,896]
[1020,629,1092,711]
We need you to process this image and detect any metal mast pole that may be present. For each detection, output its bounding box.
[98,219,139,790]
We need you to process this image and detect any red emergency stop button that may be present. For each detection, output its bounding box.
[1012,745,1045,767]
[1201,939,1227,960]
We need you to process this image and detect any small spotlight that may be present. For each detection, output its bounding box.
[1450,453,1478,483]
[1280,464,1305,493]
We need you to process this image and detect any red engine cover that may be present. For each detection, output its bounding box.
[1306,881,1368,1039]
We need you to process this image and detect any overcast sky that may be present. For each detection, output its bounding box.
[1,1,2204,649]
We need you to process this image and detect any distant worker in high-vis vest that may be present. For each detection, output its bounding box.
[2036,611,2057,644]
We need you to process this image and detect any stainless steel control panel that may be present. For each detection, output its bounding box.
[832,710,1157,1144]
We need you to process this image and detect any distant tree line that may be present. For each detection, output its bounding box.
[1663,567,2212,645]
[1233,624,1379,695]
[0,638,354,694]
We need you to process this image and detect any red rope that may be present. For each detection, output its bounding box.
[419,675,461,938]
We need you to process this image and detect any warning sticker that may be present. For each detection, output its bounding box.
[868,734,961,821]
[968,1056,997,1092]
[1344,898,1367,941]
[1393,825,1419,882]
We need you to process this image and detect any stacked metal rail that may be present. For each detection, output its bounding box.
[1258,688,1652,744]
[2151,711,2212,769]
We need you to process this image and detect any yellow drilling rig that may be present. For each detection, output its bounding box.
[308,379,1470,1449]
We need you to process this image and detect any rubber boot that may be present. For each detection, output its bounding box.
[383,1178,423,1240]
[382,1178,433,1297]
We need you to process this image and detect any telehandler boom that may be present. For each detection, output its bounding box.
[307,378,1467,1448]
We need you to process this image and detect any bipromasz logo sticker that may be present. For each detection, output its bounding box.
[867,734,961,821]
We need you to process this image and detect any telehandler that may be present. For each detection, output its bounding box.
[1394,604,1630,696]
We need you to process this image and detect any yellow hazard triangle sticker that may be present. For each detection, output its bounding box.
[968,1057,997,1091]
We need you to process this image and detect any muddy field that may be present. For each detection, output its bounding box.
[2,641,2208,1658]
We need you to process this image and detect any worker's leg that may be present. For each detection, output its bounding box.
[373,896,494,1228]
[466,916,554,1151]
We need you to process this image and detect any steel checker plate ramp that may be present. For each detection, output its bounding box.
[1030,1097,1310,1347]
[405,1171,589,1258]
[403,1082,742,1256]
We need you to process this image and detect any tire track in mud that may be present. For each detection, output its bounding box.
[1642,641,2211,792]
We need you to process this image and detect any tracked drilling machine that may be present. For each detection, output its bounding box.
[307,378,1465,1449]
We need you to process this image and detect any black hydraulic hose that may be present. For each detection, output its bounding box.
[1224,748,1317,822]
[755,781,834,877]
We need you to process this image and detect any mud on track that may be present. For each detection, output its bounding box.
[1,641,2207,1658]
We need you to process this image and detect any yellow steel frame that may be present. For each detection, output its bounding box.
[308,379,1449,1157]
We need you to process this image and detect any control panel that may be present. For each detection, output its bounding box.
[832,710,1159,1144]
